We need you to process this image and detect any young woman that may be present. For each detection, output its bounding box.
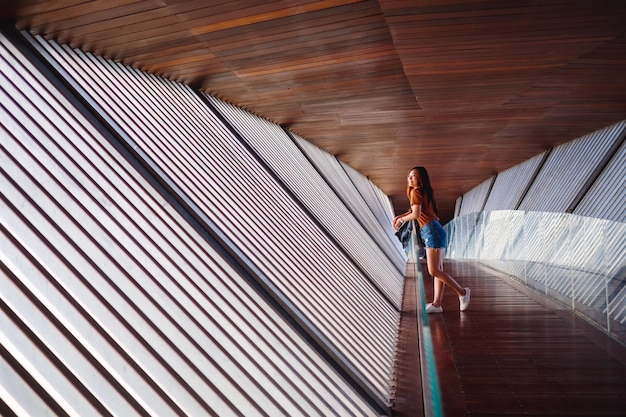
[392,166,470,313]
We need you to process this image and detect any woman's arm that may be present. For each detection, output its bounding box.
[392,204,421,230]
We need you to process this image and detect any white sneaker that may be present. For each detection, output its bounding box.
[459,287,471,311]
[425,303,443,314]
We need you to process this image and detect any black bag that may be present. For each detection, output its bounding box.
[395,220,412,248]
[395,220,426,258]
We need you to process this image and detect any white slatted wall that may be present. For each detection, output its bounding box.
[206,97,405,303]
[457,176,493,216]
[0,29,397,417]
[448,121,626,341]
[575,129,626,222]
[291,134,406,270]
[483,152,546,211]
[341,161,402,252]
[458,121,626,222]
[518,122,624,213]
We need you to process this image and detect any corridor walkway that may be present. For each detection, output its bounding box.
[392,260,626,417]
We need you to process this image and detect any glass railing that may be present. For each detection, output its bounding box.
[408,221,444,417]
[444,210,626,342]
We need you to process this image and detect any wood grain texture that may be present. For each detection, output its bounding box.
[3,0,625,221]
[395,259,626,417]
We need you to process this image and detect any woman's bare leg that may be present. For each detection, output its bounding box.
[427,248,465,306]
[432,277,445,306]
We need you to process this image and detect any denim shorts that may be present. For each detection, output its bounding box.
[420,220,448,249]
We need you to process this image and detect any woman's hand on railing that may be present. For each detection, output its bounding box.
[392,216,404,231]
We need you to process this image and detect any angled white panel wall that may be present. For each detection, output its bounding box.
[0,30,394,416]
[483,152,545,211]
[341,161,403,252]
[292,133,406,268]
[457,176,493,216]
[575,123,626,222]
[34,31,398,406]
[299,137,398,252]
[518,122,624,213]
[206,97,405,301]
[447,121,626,342]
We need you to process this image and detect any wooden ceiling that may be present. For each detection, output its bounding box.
[3,0,626,222]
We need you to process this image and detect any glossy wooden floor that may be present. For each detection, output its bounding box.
[392,259,626,417]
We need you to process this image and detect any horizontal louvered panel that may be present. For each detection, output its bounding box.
[518,123,624,213]
[0,31,384,416]
[207,96,404,304]
[575,122,626,222]
[341,161,404,255]
[294,135,405,268]
[458,177,493,215]
[27,32,396,405]
[483,152,545,211]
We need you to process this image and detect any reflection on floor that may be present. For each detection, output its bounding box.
[392,259,626,417]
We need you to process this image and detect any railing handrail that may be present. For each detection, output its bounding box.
[409,221,444,417]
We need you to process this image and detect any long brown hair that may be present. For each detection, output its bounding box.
[407,166,440,216]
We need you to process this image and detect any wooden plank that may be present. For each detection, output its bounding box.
[399,259,626,416]
[4,0,626,222]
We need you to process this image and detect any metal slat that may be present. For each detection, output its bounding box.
[0,346,62,417]
[342,162,400,235]
[0,127,205,417]
[0,75,248,417]
[1,30,385,416]
[518,123,624,213]
[31,30,396,408]
[42,52,400,400]
[0,299,101,417]
[483,153,546,211]
[207,96,404,299]
[575,125,626,222]
[203,98,401,351]
[457,176,493,215]
[294,133,405,267]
